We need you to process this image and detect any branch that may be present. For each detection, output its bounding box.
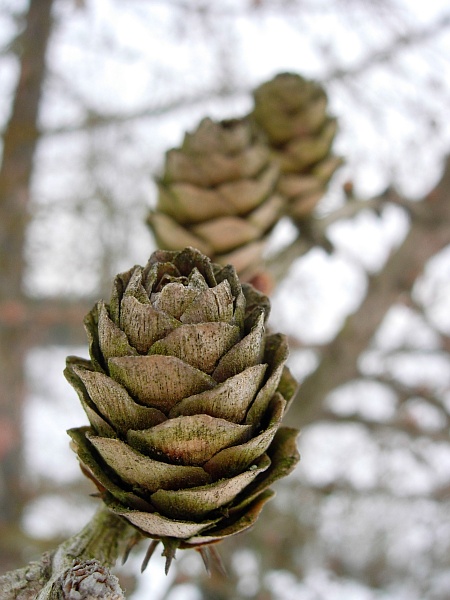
[266,193,389,284]
[0,297,96,346]
[324,12,450,83]
[373,373,450,420]
[319,411,449,443]
[36,14,450,139]
[39,86,247,137]
[0,506,135,599]
[298,478,450,503]
[285,156,450,429]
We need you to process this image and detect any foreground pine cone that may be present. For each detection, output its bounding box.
[252,72,343,221]
[66,247,299,571]
[147,118,283,282]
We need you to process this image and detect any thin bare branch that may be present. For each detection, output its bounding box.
[0,506,132,600]
[36,14,450,138]
[285,156,450,429]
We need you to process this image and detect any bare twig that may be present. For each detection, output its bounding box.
[285,156,450,429]
[0,506,133,599]
[36,14,450,139]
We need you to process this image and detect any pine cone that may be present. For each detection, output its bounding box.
[252,72,343,221]
[147,118,284,282]
[65,247,299,570]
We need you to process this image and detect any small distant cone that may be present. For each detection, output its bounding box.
[147,117,284,282]
[252,72,343,222]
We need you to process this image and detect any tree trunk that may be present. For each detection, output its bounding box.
[0,0,54,572]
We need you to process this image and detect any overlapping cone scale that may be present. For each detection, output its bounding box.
[66,247,299,565]
[252,72,343,221]
[147,118,284,282]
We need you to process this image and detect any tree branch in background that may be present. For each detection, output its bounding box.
[37,12,450,139]
[285,156,450,429]
[266,193,388,284]
[0,298,95,346]
[324,12,450,82]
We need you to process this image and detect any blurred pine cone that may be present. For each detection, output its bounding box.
[66,247,299,570]
[147,118,284,282]
[252,72,343,221]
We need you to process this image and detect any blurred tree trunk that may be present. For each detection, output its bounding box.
[0,0,54,571]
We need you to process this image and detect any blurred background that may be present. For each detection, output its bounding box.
[1,0,450,598]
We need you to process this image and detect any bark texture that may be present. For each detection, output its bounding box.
[0,506,129,599]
